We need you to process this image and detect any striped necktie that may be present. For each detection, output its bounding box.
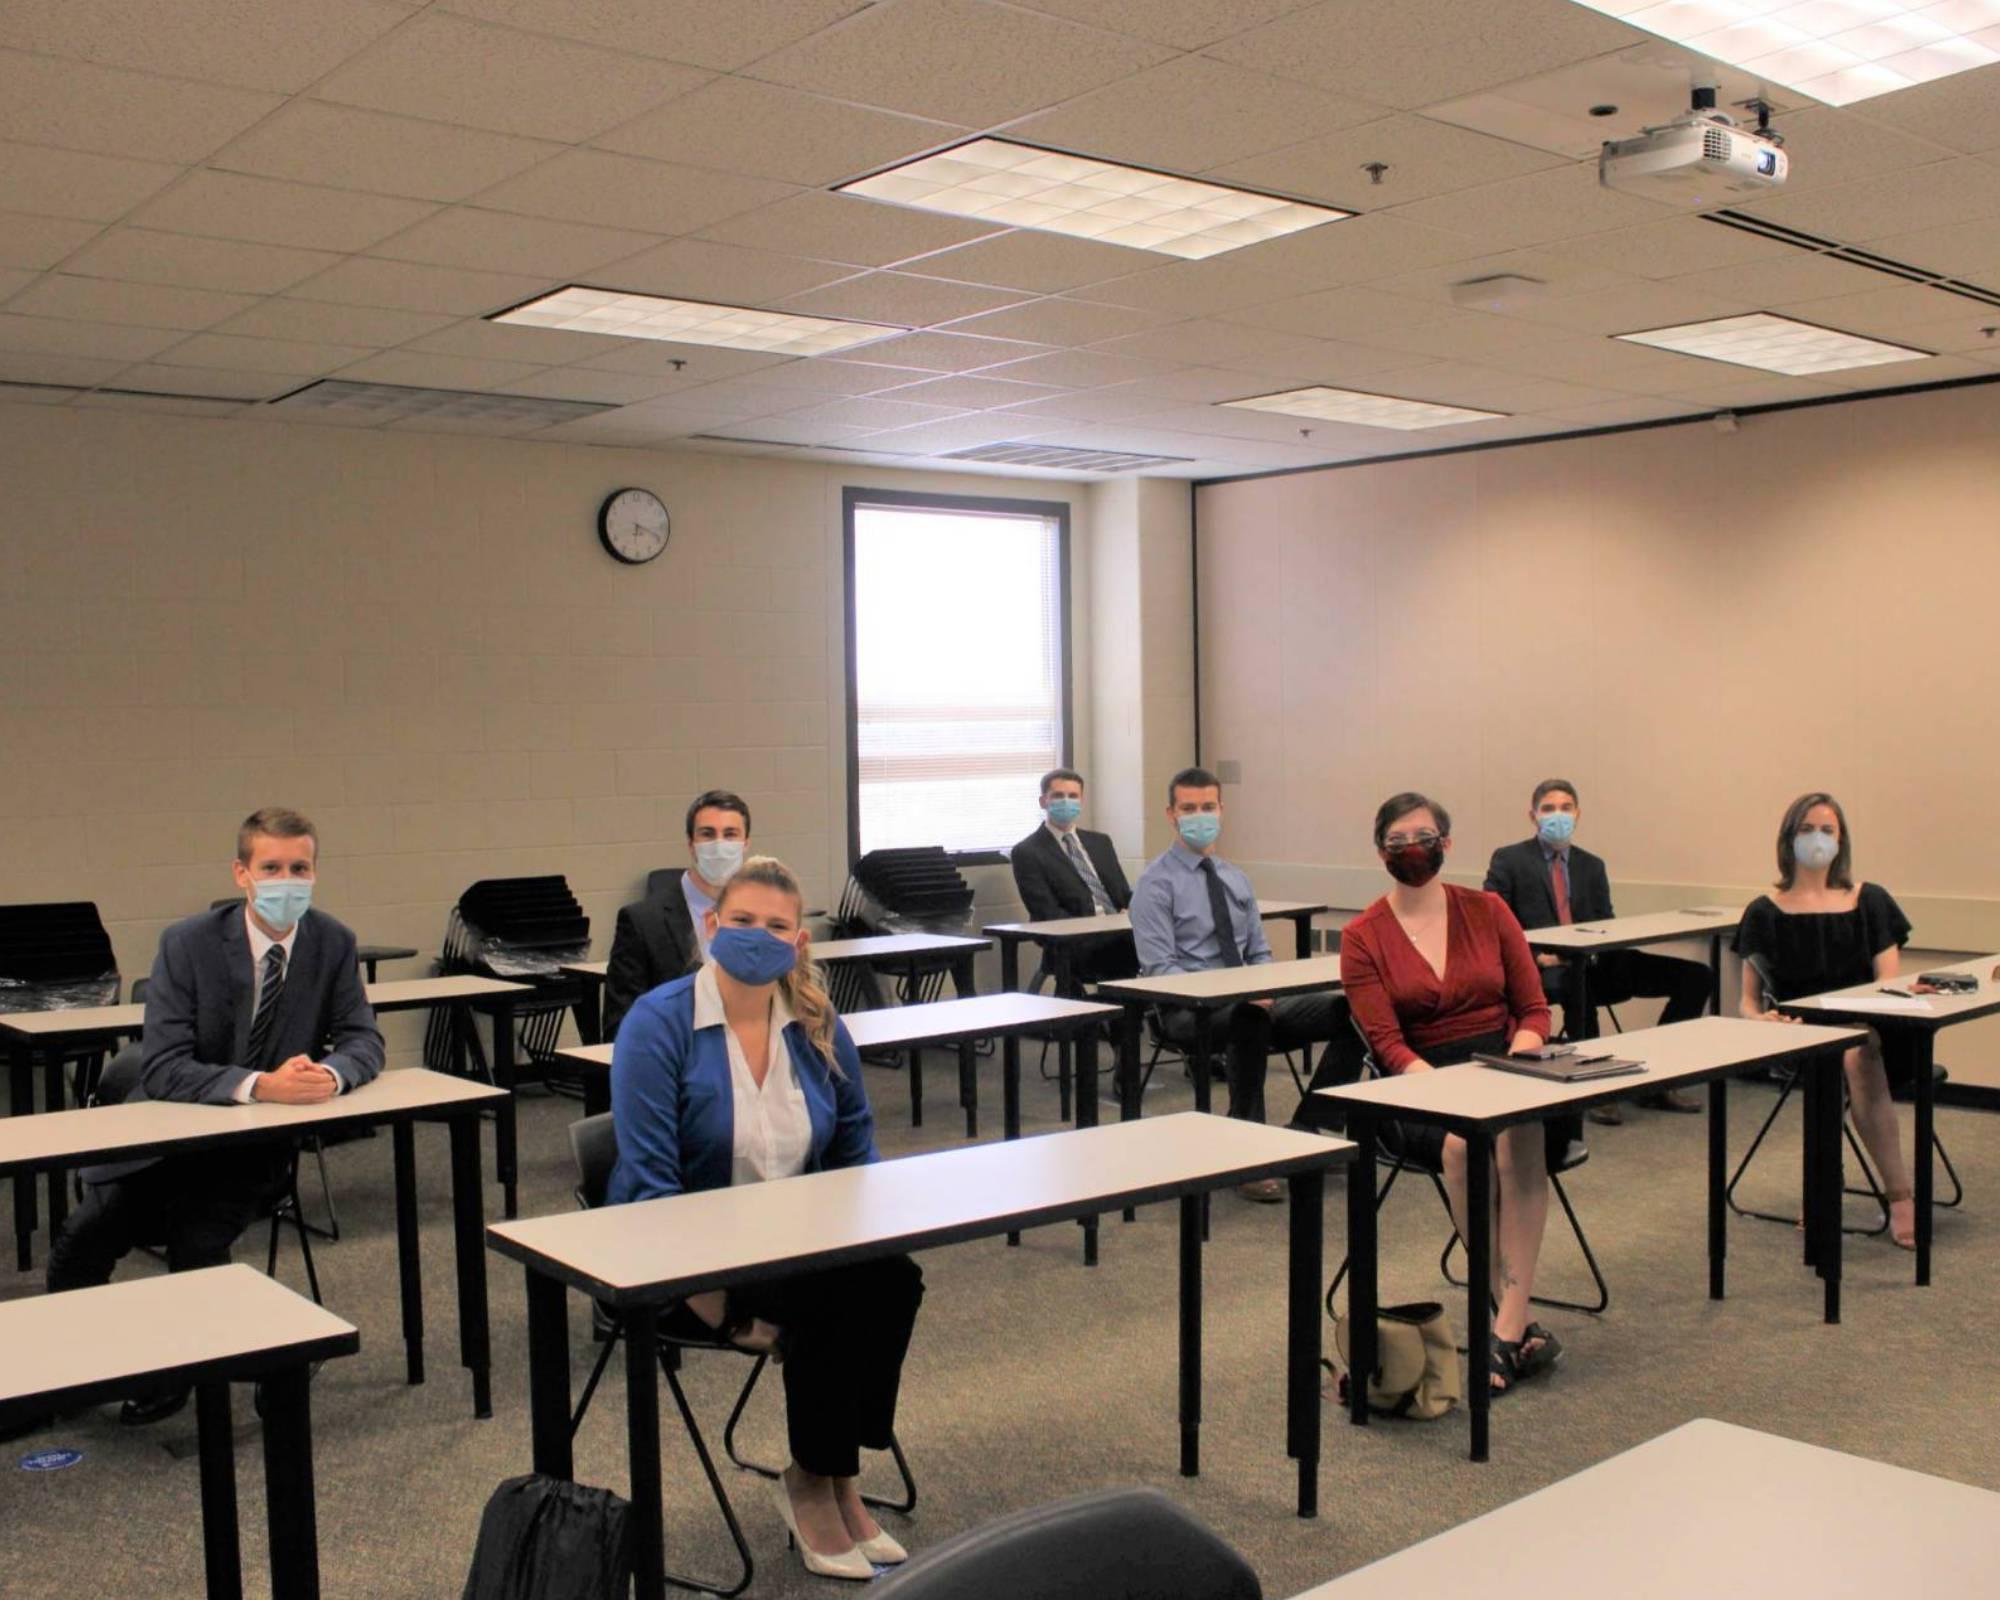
[1062,831,1115,915]
[246,944,287,1069]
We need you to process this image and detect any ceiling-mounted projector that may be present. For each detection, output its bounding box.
[1599,85,1786,207]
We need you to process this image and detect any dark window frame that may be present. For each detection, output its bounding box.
[842,485,1074,870]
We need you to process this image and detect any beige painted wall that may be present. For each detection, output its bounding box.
[0,402,1091,1022]
[1195,380,2000,1082]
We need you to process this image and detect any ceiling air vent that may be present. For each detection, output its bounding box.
[942,441,1194,472]
[266,380,614,426]
[1704,212,2000,310]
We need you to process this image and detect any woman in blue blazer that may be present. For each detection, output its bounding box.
[608,856,922,1580]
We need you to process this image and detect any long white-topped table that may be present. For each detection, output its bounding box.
[0,1264,358,1600]
[0,1068,502,1418]
[1287,1418,2000,1598]
[1522,905,1744,1038]
[1782,950,2000,1287]
[561,933,990,1044]
[984,899,1329,993]
[1,974,532,1263]
[1316,1015,1864,1463]
[489,1113,1354,1600]
[1095,956,1348,1118]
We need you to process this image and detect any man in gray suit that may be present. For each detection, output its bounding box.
[45,807,384,1421]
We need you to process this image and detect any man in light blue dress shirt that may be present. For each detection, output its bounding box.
[1130,768,1343,1197]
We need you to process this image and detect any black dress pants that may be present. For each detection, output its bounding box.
[668,1255,924,1480]
[1158,990,1345,1124]
[46,1149,288,1294]
[1546,950,1710,1030]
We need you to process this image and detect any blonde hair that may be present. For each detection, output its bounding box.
[716,856,841,1068]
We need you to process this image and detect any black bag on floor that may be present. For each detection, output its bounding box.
[462,1474,634,1600]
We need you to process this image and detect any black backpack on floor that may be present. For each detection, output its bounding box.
[462,1474,634,1600]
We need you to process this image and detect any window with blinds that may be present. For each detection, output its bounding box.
[845,489,1071,861]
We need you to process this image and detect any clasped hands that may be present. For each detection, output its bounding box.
[252,1055,341,1103]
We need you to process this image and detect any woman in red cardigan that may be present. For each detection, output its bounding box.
[1339,791,1561,1394]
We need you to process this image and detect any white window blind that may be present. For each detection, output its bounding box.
[850,497,1067,858]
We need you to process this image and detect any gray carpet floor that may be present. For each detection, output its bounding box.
[4,1050,1996,1600]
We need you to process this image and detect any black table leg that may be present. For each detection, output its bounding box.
[1003,1034,1022,1248]
[449,1115,492,1419]
[10,1044,38,1270]
[526,1269,573,1479]
[1118,1006,1142,1124]
[998,938,1020,994]
[1288,911,1311,961]
[1815,1053,1842,1324]
[1191,1009,1213,1116]
[949,953,977,999]
[1569,956,1597,1041]
[363,958,381,984]
[392,1122,424,1386]
[575,980,602,1047]
[960,1040,978,1139]
[41,1046,68,1239]
[195,1380,244,1600]
[487,1002,519,1221]
[1707,1076,1727,1301]
[1346,1115,1377,1430]
[908,1045,923,1128]
[1053,947,1073,1126]
[1178,1193,1201,1478]
[1465,1132,1493,1463]
[1707,934,1723,1017]
[261,1365,321,1600]
[626,1310,667,1600]
[1077,1030,1099,1267]
[584,1072,610,1118]
[1287,1168,1324,1519]
[1912,1030,1935,1288]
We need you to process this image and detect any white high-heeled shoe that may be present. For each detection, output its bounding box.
[854,1527,908,1566]
[768,1477,875,1581]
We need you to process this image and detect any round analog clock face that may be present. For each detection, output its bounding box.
[598,487,670,565]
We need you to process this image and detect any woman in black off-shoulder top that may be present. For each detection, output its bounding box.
[1733,792,1916,1249]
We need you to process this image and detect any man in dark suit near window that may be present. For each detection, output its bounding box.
[1485,778,1708,1124]
[45,806,384,1423]
[602,789,751,1042]
[1009,768,1138,987]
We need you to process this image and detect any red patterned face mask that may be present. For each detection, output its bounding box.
[1385,841,1444,887]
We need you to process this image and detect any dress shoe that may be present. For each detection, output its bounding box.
[1644,1088,1702,1114]
[1236,1178,1285,1204]
[768,1477,874,1581]
[855,1528,908,1566]
[1586,1102,1624,1126]
[120,1388,190,1427]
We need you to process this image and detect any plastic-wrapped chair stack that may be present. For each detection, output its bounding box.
[825,847,975,1017]
[0,901,121,1107]
[425,876,590,1097]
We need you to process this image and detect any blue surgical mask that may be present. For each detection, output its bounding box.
[1046,798,1082,826]
[251,878,313,933]
[1537,812,1576,847]
[1794,830,1839,871]
[1177,813,1221,850]
[709,925,799,986]
[693,839,744,886]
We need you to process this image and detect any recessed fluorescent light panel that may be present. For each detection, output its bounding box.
[1568,1,2000,106]
[1615,312,1931,374]
[1221,387,1508,430]
[837,139,1350,260]
[268,380,612,425]
[493,287,904,356]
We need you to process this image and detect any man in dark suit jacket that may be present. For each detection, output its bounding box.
[602,789,751,1042]
[1009,768,1138,987]
[45,807,384,1421]
[1485,779,1707,1122]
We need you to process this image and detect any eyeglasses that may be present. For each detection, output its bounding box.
[1383,831,1442,851]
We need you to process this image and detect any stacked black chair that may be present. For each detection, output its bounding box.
[0,900,122,1110]
[426,875,589,1097]
[826,848,976,1017]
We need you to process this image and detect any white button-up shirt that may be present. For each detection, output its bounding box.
[692,963,811,1186]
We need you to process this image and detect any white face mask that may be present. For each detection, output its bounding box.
[693,839,744,886]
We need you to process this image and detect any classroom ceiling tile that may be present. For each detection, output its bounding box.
[1363,246,1632,306]
[991,383,1175,421]
[107,362,306,400]
[213,101,563,203]
[705,413,878,446]
[873,373,1068,410]
[0,0,413,95]
[774,272,1031,328]
[436,0,866,72]
[0,267,33,302]
[1535,394,1706,427]
[1875,215,2000,283]
[1509,280,1763,338]
[1206,0,1641,110]
[476,150,798,234]
[527,406,723,445]
[1195,211,1489,295]
[1220,283,1449,341]
[748,0,1173,124]
[3,275,259,332]
[1007,0,1316,50]
[1808,353,1989,391]
[941,297,1173,347]
[151,332,378,373]
[211,297,457,346]
[1336,304,1564,362]
[698,189,1004,267]
[1669,253,1904,309]
[1091,316,1367,372]
[1735,159,2000,243]
[1559,216,1799,280]
[895,229,1159,295]
[401,318,638,365]
[0,49,281,164]
[590,238,856,305]
[840,329,1056,372]
[1386,162,1672,251]
[0,142,179,223]
[287,257,551,315]
[500,365,700,404]
[129,172,438,253]
[331,349,552,390]
[0,213,102,271]
[1841,63,2000,156]
[75,390,249,416]
[1498,335,1718,395]
[0,313,187,362]
[0,377,81,402]
[767,392,972,431]
[65,229,340,294]
[851,412,1054,452]
[1011,55,1385,175]
[1210,114,1564,210]
[977,346,1176,387]
[313,12,711,142]
[0,350,128,388]
[1767,285,1974,341]
[726,357,938,395]
[1081,256,1312,318]
[598,78,962,187]
[1658,373,1843,408]
[1761,106,1959,199]
[575,341,793,380]
[371,208,663,278]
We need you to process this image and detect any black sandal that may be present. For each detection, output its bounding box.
[1517,1322,1564,1380]
[1490,1338,1523,1396]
